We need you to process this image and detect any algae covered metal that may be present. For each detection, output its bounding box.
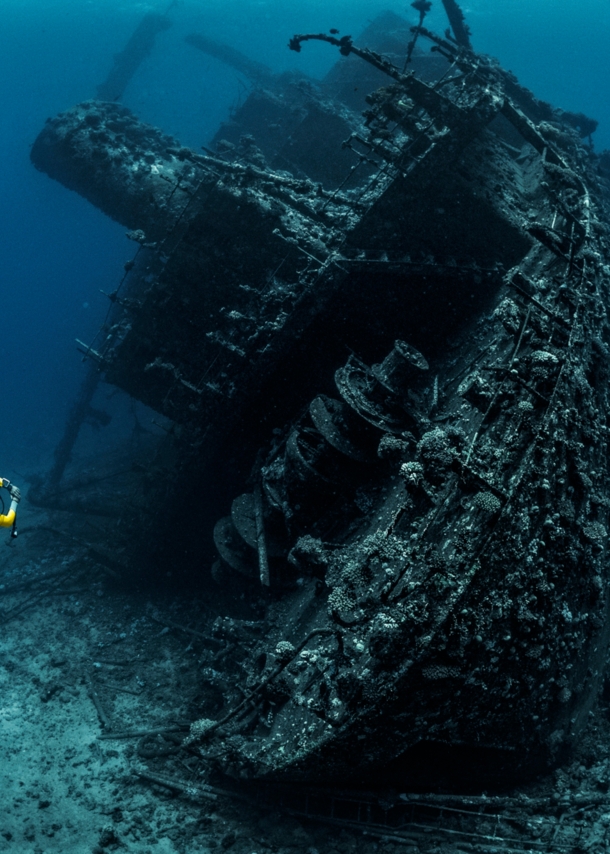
[30,10,610,787]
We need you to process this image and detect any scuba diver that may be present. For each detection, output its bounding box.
[0,479,20,537]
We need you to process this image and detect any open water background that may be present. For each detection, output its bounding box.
[0,0,608,478]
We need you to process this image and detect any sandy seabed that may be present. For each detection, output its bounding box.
[3,505,610,854]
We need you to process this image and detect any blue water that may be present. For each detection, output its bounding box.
[1,0,608,478]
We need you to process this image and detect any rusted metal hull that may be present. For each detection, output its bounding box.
[31,18,610,786]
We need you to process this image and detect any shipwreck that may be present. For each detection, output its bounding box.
[29,2,610,789]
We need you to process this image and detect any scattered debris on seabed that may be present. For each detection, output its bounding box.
[3,500,610,853]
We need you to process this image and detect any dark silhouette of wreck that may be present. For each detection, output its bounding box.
[30,5,610,790]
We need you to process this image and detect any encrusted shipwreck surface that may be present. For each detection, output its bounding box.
[30,17,610,788]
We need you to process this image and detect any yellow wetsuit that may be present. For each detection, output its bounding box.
[0,478,20,528]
